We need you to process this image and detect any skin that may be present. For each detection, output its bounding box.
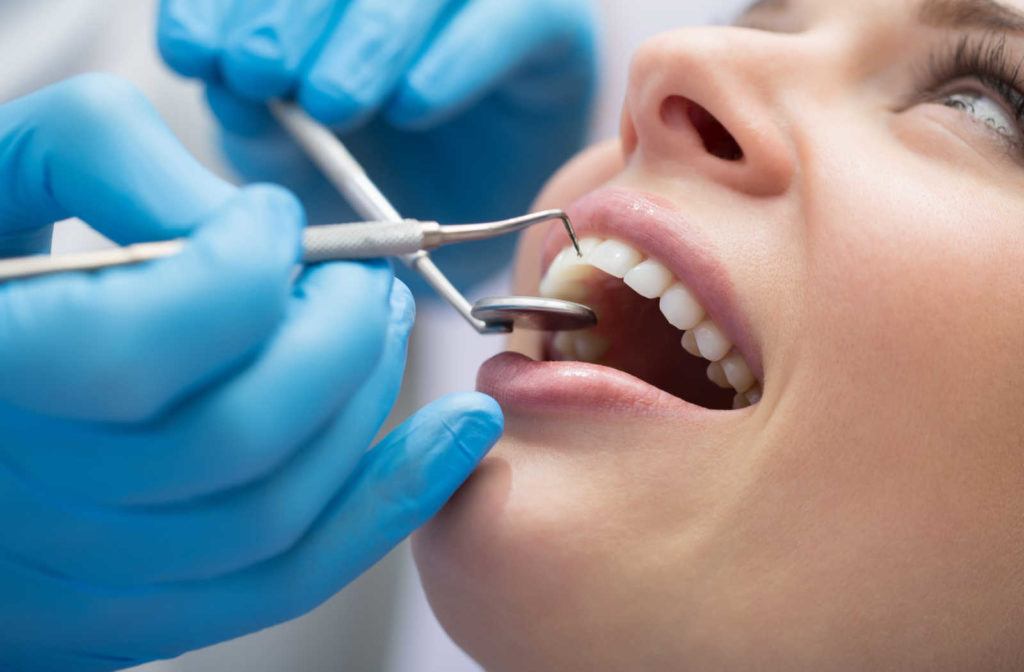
[414,1,1024,669]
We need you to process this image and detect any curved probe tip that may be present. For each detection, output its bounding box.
[560,213,582,258]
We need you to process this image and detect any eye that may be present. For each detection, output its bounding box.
[937,87,1023,145]
[917,35,1024,154]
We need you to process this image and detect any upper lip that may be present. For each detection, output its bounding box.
[540,187,764,382]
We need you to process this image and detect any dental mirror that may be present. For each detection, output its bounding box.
[471,297,598,332]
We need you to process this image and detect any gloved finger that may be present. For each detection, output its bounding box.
[0,269,410,587]
[205,82,279,137]
[297,0,454,128]
[0,262,403,509]
[387,0,597,129]
[9,393,502,660]
[153,269,411,507]
[157,0,233,79]
[0,185,301,423]
[219,0,343,101]
[206,392,502,635]
[0,73,236,243]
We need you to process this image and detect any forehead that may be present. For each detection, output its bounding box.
[739,0,1024,32]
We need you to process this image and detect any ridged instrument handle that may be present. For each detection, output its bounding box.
[301,220,435,263]
[0,221,442,284]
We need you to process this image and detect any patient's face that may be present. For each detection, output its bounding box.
[415,1,1024,669]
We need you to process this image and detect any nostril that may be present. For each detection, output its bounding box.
[660,95,743,162]
[689,103,744,162]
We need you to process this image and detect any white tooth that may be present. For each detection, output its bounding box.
[733,393,751,410]
[706,362,731,389]
[720,351,755,392]
[540,278,590,302]
[539,239,602,299]
[659,283,705,330]
[573,331,610,362]
[576,237,603,257]
[554,240,601,277]
[745,385,763,405]
[693,320,732,362]
[587,240,643,278]
[623,259,674,299]
[552,332,577,359]
[681,330,701,358]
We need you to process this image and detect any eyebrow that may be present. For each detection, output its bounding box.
[920,0,1024,32]
[739,0,1024,33]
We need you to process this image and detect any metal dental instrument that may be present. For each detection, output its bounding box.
[269,101,596,334]
[0,211,580,283]
[0,105,596,334]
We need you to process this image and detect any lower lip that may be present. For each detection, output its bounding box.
[477,351,721,418]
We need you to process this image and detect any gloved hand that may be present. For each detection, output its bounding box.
[0,74,503,672]
[157,0,597,290]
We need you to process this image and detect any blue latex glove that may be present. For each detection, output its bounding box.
[157,0,597,291]
[0,74,503,672]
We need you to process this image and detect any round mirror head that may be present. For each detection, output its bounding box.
[471,296,597,332]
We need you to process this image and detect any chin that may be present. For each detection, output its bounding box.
[412,454,525,670]
[412,430,619,672]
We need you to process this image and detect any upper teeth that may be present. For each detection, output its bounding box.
[539,238,602,303]
[540,237,762,409]
[624,260,675,299]
[587,240,645,278]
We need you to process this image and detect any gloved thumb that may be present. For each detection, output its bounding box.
[309,391,504,575]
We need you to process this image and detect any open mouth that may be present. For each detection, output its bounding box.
[535,191,762,411]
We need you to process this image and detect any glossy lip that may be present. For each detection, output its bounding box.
[477,351,733,418]
[542,187,764,382]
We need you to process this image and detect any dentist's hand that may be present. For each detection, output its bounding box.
[0,74,502,672]
[157,0,597,289]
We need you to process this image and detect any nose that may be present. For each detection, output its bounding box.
[622,28,797,198]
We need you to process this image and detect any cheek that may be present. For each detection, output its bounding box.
[800,156,1024,403]
[755,144,1024,606]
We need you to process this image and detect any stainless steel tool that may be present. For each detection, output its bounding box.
[269,102,596,334]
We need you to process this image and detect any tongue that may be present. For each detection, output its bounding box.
[580,278,734,410]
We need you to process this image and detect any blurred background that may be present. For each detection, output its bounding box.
[0,0,749,669]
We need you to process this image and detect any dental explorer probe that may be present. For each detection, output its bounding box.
[0,211,578,283]
[268,101,597,335]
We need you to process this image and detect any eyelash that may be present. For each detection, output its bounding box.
[919,34,1024,149]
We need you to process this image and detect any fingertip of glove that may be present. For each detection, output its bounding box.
[222,35,295,102]
[246,182,305,237]
[206,85,278,137]
[390,278,416,326]
[297,79,370,132]
[386,84,445,131]
[441,392,505,460]
[244,183,304,219]
[197,185,304,270]
[158,18,220,80]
